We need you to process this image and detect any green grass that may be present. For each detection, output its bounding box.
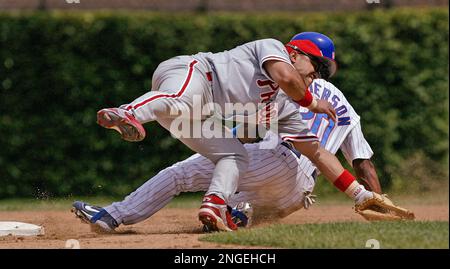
[200,221,449,249]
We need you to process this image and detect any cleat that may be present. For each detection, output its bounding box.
[198,195,237,232]
[231,202,253,228]
[72,201,118,233]
[202,201,253,231]
[97,108,146,142]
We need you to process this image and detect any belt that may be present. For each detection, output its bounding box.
[311,170,318,182]
[280,141,302,159]
[280,141,318,181]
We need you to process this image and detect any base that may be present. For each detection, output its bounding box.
[0,221,45,236]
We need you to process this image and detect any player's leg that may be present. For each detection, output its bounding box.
[293,140,373,204]
[73,153,216,230]
[97,142,281,229]
[104,153,216,225]
[199,142,297,230]
[97,56,213,141]
[97,55,249,231]
[229,142,316,224]
[126,57,212,123]
[72,141,307,232]
[156,117,249,203]
[156,117,248,231]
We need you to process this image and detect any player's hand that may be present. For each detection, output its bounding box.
[310,99,337,122]
[303,191,317,210]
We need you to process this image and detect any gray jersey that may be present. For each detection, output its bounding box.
[192,38,293,117]
[275,91,318,142]
[125,39,296,204]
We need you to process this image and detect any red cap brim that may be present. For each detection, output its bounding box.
[286,40,337,78]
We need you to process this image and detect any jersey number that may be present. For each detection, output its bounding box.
[301,111,335,147]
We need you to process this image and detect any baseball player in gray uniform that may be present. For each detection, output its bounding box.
[92,32,374,231]
[73,78,382,233]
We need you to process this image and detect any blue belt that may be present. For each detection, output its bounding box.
[280,141,318,181]
[280,141,302,158]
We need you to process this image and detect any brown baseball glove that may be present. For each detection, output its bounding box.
[355,193,415,221]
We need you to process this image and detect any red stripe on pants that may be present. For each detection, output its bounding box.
[127,60,198,111]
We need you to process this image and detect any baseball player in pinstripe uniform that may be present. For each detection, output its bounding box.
[82,32,376,231]
[72,78,382,233]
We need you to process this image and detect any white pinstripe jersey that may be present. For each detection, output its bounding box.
[192,38,292,118]
[279,79,374,178]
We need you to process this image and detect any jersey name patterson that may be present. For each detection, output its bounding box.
[310,80,350,121]
[299,79,360,153]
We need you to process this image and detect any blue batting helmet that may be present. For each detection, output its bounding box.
[290,32,337,79]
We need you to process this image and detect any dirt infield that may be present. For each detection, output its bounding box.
[0,204,448,249]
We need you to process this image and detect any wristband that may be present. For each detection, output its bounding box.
[307,99,318,110]
[333,170,356,192]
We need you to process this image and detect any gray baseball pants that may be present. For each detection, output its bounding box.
[123,56,248,203]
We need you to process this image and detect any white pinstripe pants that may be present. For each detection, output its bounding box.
[104,142,316,225]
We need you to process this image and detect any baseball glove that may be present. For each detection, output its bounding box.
[355,193,415,221]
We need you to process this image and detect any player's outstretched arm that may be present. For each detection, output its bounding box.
[263,60,337,122]
[293,141,415,220]
[292,140,377,205]
[353,159,382,194]
[292,140,347,185]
